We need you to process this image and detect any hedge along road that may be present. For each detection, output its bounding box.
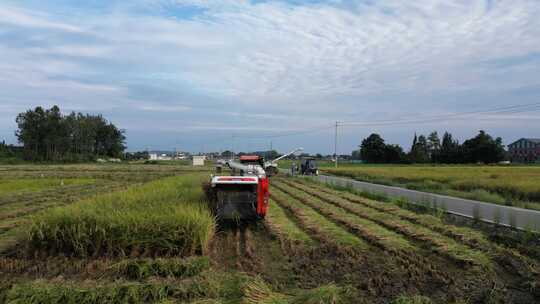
[309,174,540,231]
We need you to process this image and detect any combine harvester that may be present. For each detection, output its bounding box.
[205,148,302,221]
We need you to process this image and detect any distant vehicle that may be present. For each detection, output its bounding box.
[300,158,318,176]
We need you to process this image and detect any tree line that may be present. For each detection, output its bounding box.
[354,130,506,164]
[15,106,125,162]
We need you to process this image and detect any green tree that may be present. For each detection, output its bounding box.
[360,133,387,163]
[15,106,125,162]
[408,133,430,163]
[427,131,441,162]
[384,144,406,163]
[439,132,462,163]
[462,130,505,164]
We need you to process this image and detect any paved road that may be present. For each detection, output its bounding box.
[310,174,540,231]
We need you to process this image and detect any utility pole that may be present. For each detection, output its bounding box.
[231,135,236,159]
[334,121,339,168]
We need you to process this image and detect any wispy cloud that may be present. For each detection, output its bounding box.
[137,104,191,112]
[0,5,84,32]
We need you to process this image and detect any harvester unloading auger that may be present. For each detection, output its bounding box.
[204,148,302,221]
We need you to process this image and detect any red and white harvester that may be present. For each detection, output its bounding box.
[205,148,302,221]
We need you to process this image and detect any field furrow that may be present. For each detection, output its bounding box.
[270,189,368,250]
[277,179,490,267]
[273,183,416,255]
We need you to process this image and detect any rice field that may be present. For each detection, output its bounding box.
[323,165,540,210]
[25,175,215,257]
[0,178,96,195]
[0,164,539,303]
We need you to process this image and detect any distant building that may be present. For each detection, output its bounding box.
[508,138,540,163]
[193,155,206,166]
[149,153,172,161]
[174,153,187,160]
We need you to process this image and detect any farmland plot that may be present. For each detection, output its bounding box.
[0,165,539,303]
[323,165,540,210]
[0,164,203,252]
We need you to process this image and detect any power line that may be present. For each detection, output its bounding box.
[340,102,540,127]
[192,101,540,152]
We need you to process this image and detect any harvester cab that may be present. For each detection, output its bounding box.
[301,158,319,176]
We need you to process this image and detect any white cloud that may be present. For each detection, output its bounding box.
[137,104,191,112]
[0,5,84,32]
[4,1,540,102]
[1,0,540,150]
[84,0,540,102]
[28,45,113,58]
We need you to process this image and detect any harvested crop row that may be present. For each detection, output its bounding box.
[294,179,540,285]
[273,183,452,285]
[2,270,246,304]
[0,256,210,280]
[22,174,215,258]
[278,179,490,267]
[2,273,359,304]
[266,199,317,248]
[272,183,415,255]
[295,178,507,251]
[110,256,211,280]
[243,278,357,304]
[270,190,368,250]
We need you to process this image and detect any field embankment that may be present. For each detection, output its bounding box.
[323,165,540,210]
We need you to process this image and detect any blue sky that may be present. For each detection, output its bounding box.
[1,0,539,153]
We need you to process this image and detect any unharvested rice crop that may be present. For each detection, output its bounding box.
[0,178,96,195]
[324,165,540,209]
[24,174,215,257]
